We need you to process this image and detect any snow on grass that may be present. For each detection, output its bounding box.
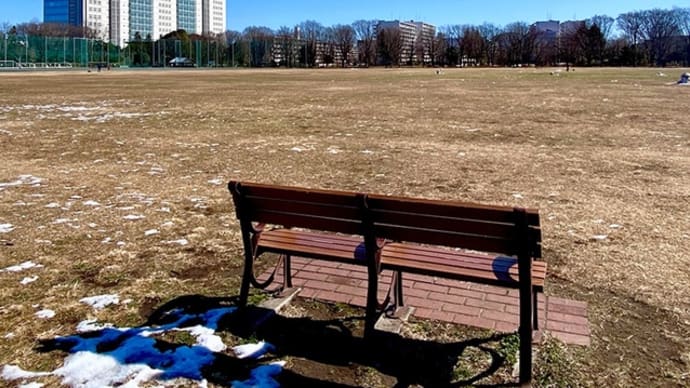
[122,214,145,221]
[35,309,56,319]
[79,294,119,310]
[2,307,283,387]
[0,175,43,190]
[1,365,51,380]
[207,178,223,186]
[164,239,189,246]
[0,223,14,233]
[20,276,38,285]
[83,200,101,207]
[144,229,159,236]
[1,261,44,272]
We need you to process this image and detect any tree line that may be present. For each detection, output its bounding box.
[2,6,689,67]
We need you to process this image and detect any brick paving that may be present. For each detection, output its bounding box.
[258,257,591,346]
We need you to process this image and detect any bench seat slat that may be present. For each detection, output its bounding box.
[382,243,547,275]
[381,243,546,289]
[374,224,516,254]
[257,229,367,264]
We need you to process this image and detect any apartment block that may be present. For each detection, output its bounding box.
[43,0,226,46]
[376,20,436,65]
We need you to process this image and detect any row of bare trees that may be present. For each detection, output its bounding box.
[2,6,689,67]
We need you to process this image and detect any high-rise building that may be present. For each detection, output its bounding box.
[44,0,83,26]
[376,20,436,65]
[43,0,226,46]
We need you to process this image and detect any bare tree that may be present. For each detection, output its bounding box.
[588,15,615,41]
[640,8,680,66]
[675,8,690,65]
[478,23,501,66]
[431,31,448,66]
[333,24,355,67]
[352,20,376,66]
[461,26,483,66]
[275,26,297,67]
[243,26,273,67]
[617,11,645,66]
[502,22,535,66]
[377,26,402,66]
[299,20,324,67]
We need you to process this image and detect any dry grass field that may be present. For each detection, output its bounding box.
[0,67,688,387]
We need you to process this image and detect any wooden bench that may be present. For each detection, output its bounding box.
[229,180,546,384]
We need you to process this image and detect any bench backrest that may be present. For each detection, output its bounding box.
[365,194,542,259]
[229,181,365,236]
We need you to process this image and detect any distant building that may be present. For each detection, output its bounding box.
[44,0,84,26]
[376,20,436,65]
[43,0,227,47]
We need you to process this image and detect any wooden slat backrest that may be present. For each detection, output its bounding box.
[366,194,542,258]
[229,181,364,235]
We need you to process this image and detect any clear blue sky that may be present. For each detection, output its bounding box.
[1,0,686,32]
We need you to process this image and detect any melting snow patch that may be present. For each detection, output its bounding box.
[207,178,223,186]
[36,309,56,319]
[360,150,374,154]
[233,341,275,359]
[609,224,622,229]
[123,214,145,221]
[1,307,283,387]
[80,294,119,309]
[0,223,14,233]
[76,320,113,333]
[592,235,608,241]
[1,365,51,381]
[144,229,159,236]
[0,175,43,189]
[512,193,524,199]
[2,261,44,272]
[83,200,101,207]
[165,239,189,246]
[21,276,38,285]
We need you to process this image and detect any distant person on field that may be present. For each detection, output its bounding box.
[678,72,689,84]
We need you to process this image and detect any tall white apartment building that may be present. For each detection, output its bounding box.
[45,0,226,46]
[85,0,110,39]
[204,0,226,35]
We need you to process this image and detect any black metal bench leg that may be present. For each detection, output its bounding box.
[394,270,404,308]
[519,287,533,385]
[364,265,379,338]
[239,251,254,307]
[283,254,293,288]
[533,290,539,330]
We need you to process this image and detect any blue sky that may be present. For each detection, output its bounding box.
[1,1,686,32]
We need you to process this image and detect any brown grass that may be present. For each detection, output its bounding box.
[0,67,688,386]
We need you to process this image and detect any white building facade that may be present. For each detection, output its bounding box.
[44,0,226,46]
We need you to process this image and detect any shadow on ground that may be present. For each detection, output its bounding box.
[38,294,518,387]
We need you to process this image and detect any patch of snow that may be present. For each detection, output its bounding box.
[123,214,145,221]
[2,261,44,272]
[83,200,101,207]
[512,193,524,199]
[0,223,14,233]
[76,320,114,333]
[0,175,43,189]
[21,276,38,285]
[207,178,223,186]
[164,239,189,246]
[1,365,51,380]
[360,150,374,154]
[80,294,119,309]
[290,147,304,152]
[233,341,274,359]
[592,235,608,241]
[609,224,622,229]
[144,229,159,236]
[36,309,56,319]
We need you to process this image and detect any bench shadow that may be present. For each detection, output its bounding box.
[154,295,518,387]
[37,295,518,387]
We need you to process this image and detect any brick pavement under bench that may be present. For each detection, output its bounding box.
[257,257,590,346]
